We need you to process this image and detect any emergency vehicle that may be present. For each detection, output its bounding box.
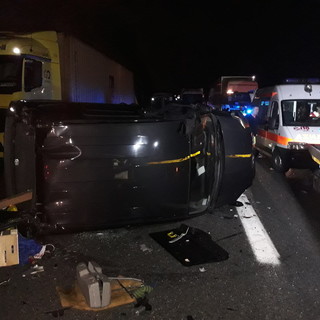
[209,76,258,114]
[253,82,320,172]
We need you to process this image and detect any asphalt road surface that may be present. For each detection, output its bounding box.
[1,157,320,320]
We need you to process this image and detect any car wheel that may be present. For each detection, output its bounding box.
[272,147,289,172]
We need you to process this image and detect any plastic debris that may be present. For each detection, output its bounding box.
[132,285,153,300]
[221,213,236,219]
[233,201,243,207]
[139,244,152,253]
[0,278,10,286]
[18,234,43,265]
[30,264,44,274]
[135,306,146,315]
[22,264,45,277]
[77,261,111,308]
[199,267,206,272]
[33,244,55,260]
[134,296,152,315]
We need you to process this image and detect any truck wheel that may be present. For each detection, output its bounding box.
[272,147,289,172]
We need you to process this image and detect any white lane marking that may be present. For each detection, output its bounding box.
[236,193,281,265]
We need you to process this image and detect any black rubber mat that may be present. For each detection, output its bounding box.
[150,224,229,266]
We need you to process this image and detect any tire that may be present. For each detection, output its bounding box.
[272,147,289,172]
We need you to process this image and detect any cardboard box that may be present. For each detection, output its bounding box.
[0,229,19,267]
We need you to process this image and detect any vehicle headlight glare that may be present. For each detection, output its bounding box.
[288,142,306,150]
[13,47,21,54]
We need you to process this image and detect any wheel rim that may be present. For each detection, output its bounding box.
[274,154,282,169]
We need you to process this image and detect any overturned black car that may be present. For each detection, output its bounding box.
[3,100,254,233]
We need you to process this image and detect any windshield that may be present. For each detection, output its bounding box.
[0,55,22,94]
[182,94,203,105]
[282,100,320,126]
[228,92,251,104]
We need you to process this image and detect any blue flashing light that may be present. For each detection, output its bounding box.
[285,78,320,84]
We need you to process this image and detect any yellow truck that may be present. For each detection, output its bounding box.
[0,31,136,163]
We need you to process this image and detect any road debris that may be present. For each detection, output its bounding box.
[216,232,243,242]
[0,278,10,286]
[44,306,71,318]
[233,201,244,207]
[139,244,152,253]
[22,264,45,277]
[30,264,44,274]
[150,224,229,266]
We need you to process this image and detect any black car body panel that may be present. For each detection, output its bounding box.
[4,101,254,232]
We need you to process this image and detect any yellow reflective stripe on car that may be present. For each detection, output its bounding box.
[148,151,201,165]
[312,155,320,165]
[227,154,252,158]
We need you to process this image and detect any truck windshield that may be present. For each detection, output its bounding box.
[282,100,320,126]
[0,55,22,94]
[228,92,251,104]
[182,94,203,105]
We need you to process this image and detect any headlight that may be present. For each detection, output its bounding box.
[288,142,306,150]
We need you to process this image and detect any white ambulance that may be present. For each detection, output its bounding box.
[252,82,320,172]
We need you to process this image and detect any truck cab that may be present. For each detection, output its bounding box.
[0,31,60,104]
[0,32,60,163]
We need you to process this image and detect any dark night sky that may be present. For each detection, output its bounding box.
[1,0,320,97]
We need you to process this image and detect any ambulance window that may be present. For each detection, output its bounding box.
[282,101,295,125]
[271,101,279,128]
[259,105,268,123]
[24,59,42,92]
[271,101,279,118]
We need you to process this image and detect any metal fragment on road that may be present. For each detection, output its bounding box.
[0,278,10,286]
